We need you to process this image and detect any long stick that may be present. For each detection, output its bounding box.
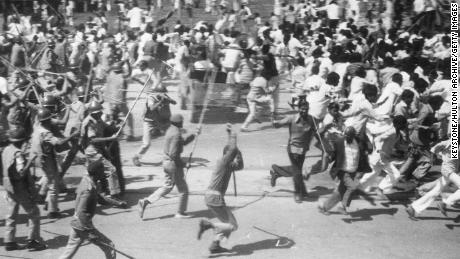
[185,69,218,176]
[232,170,237,197]
[30,44,48,67]
[252,226,283,238]
[23,68,67,76]
[91,240,136,259]
[84,61,94,103]
[0,56,43,105]
[115,71,154,137]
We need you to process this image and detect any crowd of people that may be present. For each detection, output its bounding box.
[0,0,457,257]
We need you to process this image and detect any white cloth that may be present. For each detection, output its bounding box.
[341,139,360,173]
[306,83,332,120]
[126,7,143,28]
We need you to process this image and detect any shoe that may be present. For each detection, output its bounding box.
[132,156,142,167]
[240,127,250,132]
[47,211,61,219]
[103,195,128,208]
[4,242,25,251]
[25,240,47,251]
[336,205,348,215]
[253,118,262,124]
[436,201,448,217]
[318,205,330,216]
[197,219,213,240]
[138,199,147,219]
[294,194,302,203]
[209,244,232,254]
[174,213,192,219]
[269,169,278,187]
[405,206,418,221]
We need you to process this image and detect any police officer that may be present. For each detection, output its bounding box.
[59,160,116,259]
[60,86,88,176]
[132,88,176,166]
[102,61,134,141]
[80,100,127,207]
[3,128,47,252]
[138,114,200,219]
[32,107,78,218]
[38,39,58,72]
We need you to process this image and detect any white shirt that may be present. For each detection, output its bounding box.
[303,74,325,93]
[341,139,360,173]
[307,83,332,120]
[0,77,8,94]
[318,3,340,20]
[348,77,367,100]
[126,7,143,28]
[343,94,377,133]
[375,82,402,115]
[221,44,241,69]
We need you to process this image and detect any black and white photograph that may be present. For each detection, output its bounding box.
[0,0,458,258]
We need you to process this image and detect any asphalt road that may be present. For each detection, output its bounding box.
[1,77,460,259]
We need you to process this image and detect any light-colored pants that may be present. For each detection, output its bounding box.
[39,160,60,213]
[146,159,189,213]
[59,228,115,259]
[4,186,40,243]
[412,173,460,214]
[86,153,120,195]
[359,152,401,193]
[136,120,168,158]
[207,205,238,240]
[241,97,274,129]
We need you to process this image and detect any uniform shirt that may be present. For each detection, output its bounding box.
[143,93,171,122]
[71,175,97,231]
[81,116,106,156]
[32,125,60,164]
[64,101,87,136]
[163,125,195,162]
[10,43,26,68]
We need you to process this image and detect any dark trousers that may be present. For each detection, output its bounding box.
[272,152,307,195]
[323,170,359,211]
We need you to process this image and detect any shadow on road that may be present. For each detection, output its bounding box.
[445,224,460,230]
[212,238,295,257]
[342,208,398,223]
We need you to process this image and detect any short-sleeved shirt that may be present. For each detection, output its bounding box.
[343,94,377,133]
[81,116,106,156]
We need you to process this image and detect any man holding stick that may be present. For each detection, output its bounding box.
[197,124,244,255]
[59,160,116,259]
[80,101,127,207]
[3,127,47,252]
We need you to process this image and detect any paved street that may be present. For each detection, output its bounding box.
[1,77,460,259]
